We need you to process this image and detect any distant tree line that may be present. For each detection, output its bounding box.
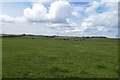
[2,34,34,37]
[82,36,107,38]
[2,34,107,39]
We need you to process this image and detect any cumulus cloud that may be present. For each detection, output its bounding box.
[24,0,73,23]
[0,0,73,23]
[48,0,72,22]
[81,2,118,32]
[24,3,47,22]
[65,1,118,34]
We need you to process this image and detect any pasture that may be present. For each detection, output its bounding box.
[2,36,118,78]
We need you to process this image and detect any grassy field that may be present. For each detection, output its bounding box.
[2,36,118,78]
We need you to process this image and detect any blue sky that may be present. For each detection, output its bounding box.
[0,0,118,38]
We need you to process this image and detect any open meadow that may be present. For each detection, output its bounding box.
[2,36,118,78]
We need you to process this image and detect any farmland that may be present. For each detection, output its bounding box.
[2,36,118,78]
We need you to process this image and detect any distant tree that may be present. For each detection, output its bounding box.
[50,35,56,38]
[22,34,25,36]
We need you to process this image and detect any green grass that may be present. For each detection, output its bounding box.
[2,36,118,78]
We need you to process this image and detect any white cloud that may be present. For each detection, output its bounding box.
[0,0,73,23]
[15,17,26,23]
[72,12,80,17]
[23,0,73,23]
[0,15,26,23]
[1,1,118,28]
[65,1,118,34]
[24,3,47,22]
[0,15,14,23]
[97,26,106,31]
[81,2,118,33]
[65,29,82,33]
[85,1,100,15]
[101,0,119,2]
[47,0,72,22]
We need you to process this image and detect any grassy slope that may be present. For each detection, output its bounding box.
[2,37,118,78]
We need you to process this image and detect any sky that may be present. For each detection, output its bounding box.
[0,0,119,38]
